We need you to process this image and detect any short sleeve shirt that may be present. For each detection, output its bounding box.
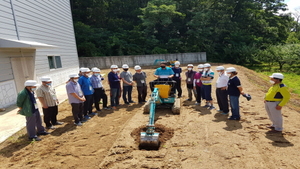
[36,85,57,107]
[78,76,94,95]
[202,70,214,84]
[66,81,84,104]
[154,67,174,78]
[133,72,147,87]
[227,76,241,96]
[120,71,133,86]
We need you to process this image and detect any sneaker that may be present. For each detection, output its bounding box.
[74,122,83,126]
[96,110,102,112]
[129,101,135,103]
[104,107,112,110]
[221,112,229,115]
[202,105,210,108]
[217,110,223,112]
[89,112,98,116]
[37,131,50,136]
[54,122,64,125]
[186,99,192,101]
[228,117,240,120]
[178,96,182,98]
[208,106,215,110]
[112,106,117,110]
[81,118,88,123]
[125,102,130,105]
[46,125,56,129]
[84,115,91,120]
[195,102,200,105]
[29,137,42,141]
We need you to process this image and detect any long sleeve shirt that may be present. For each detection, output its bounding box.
[265,83,290,106]
[108,71,120,88]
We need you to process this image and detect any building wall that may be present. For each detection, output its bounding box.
[12,0,79,84]
[0,1,18,39]
[0,80,17,108]
[0,1,79,108]
[79,52,207,68]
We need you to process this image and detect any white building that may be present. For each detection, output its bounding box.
[0,1,79,108]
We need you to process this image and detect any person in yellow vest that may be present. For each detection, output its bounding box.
[264,73,290,132]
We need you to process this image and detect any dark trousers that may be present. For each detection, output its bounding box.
[137,86,147,102]
[216,88,229,113]
[196,85,202,103]
[84,94,93,116]
[122,86,133,103]
[42,105,58,127]
[173,79,182,97]
[26,109,45,138]
[71,103,84,123]
[93,88,108,110]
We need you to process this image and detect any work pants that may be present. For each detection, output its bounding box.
[26,109,45,138]
[216,88,229,113]
[122,86,133,103]
[93,88,108,110]
[42,105,58,127]
[196,85,202,103]
[137,86,147,102]
[83,94,93,116]
[187,84,197,100]
[173,79,182,97]
[71,103,84,124]
[265,101,283,131]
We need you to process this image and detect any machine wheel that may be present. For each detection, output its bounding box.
[172,98,181,114]
[143,99,151,114]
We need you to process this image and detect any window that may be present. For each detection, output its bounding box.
[48,56,62,69]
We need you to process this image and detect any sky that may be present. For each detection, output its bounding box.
[284,0,300,13]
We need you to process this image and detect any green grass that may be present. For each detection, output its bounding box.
[259,71,300,95]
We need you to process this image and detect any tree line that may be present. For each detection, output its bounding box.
[71,0,300,67]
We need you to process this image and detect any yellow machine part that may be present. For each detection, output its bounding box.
[154,84,171,98]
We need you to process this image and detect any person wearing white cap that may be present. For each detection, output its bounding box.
[264,73,290,132]
[120,64,135,105]
[185,64,197,101]
[200,63,215,110]
[66,74,86,126]
[78,68,95,119]
[215,66,229,115]
[17,80,49,141]
[108,65,121,109]
[133,65,148,103]
[171,61,182,98]
[90,68,111,111]
[193,64,204,105]
[226,67,244,120]
[36,76,63,129]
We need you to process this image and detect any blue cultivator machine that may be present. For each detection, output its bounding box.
[140,82,180,149]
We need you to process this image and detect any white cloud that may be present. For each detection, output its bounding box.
[285,0,300,13]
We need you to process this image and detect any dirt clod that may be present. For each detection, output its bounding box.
[131,124,174,150]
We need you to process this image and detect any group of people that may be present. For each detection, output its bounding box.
[16,61,290,141]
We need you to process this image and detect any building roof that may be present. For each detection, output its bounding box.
[0,38,57,49]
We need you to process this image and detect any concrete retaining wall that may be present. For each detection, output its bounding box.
[79,52,206,68]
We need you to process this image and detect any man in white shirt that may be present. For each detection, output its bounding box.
[215,66,229,114]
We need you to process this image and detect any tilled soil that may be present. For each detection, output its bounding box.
[0,64,300,169]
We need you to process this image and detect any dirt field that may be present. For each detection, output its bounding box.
[0,64,299,169]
